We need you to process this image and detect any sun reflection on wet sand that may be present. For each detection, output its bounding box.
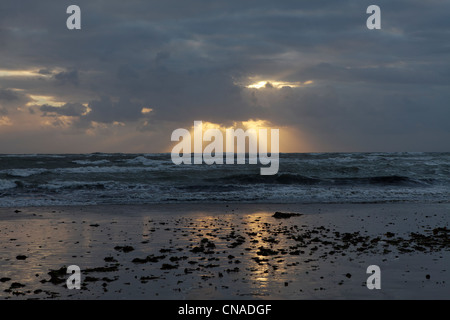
[2,204,450,299]
[0,207,316,299]
[239,212,311,298]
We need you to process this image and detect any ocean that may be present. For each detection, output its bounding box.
[0,152,449,207]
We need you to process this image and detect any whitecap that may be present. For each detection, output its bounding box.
[72,159,111,165]
[0,179,17,190]
[6,168,48,177]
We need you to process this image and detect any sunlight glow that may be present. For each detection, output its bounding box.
[41,115,74,129]
[27,95,65,107]
[141,107,153,114]
[246,79,313,89]
[0,69,50,78]
[0,116,13,126]
[189,120,272,133]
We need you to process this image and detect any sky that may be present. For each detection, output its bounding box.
[0,0,449,153]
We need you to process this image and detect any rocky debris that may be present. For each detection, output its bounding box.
[161,263,178,270]
[41,266,67,285]
[140,276,162,283]
[104,256,118,263]
[84,276,100,282]
[84,265,119,273]
[10,282,25,289]
[225,231,245,248]
[3,282,26,293]
[4,211,450,299]
[190,238,216,253]
[132,255,166,264]
[272,212,303,219]
[409,227,450,250]
[114,245,134,253]
[169,256,188,262]
[256,247,279,256]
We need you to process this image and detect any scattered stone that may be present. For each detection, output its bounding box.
[114,245,134,253]
[84,265,119,273]
[227,233,246,248]
[10,282,25,289]
[272,212,303,219]
[84,276,100,282]
[132,255,166,264]
[43,266,67,285]
[161,263,178,270]
[191,246,204,253]
[169,256,188,262]
[16,255,27,260]
[104,256,117,263]
[257,247,278,256]
[140,276,161,283]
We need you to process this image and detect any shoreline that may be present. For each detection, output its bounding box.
[1,202,449,299]
[2,200,449,216]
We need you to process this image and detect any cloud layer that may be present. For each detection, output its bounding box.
[0,0,449,152]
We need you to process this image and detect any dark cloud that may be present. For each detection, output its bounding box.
[0,89,19,101]
[83,96,143,124]
[40,102,87,117]
[155,51,170,64]
[0,88,31,110]
[38,69,53,75]
[54,70,79,86]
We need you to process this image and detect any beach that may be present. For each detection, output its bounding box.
[1,202,449,300]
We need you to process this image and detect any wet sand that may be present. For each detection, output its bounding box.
[0,202,449,299]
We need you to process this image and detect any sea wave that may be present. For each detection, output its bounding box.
[0,179,17,190]
[123,155,170,166]
[53,165,160,174]
[5,168,48,177]
[217,173,425,186]
[0,152,449,207]
[72,159,111,165]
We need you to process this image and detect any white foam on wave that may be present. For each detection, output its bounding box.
[72,159,111,165]
[55,165,161,174]
[5,168,48,177]
[124,156,166,166]
[0,179,17,190]
[42,180,112,190]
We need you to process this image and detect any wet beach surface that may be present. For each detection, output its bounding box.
[0,203,449,299]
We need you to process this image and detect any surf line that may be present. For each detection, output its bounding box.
[171,121,279,175]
